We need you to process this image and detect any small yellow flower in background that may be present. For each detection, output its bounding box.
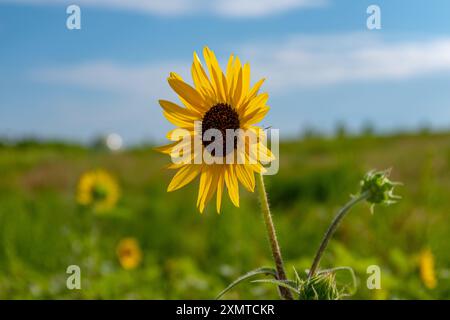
[76,169,120,213]
[419,249,437,289]
[156,47,274,213]
[116,238,142,270]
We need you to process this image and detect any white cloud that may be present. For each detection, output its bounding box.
[0,0,326,17]
[243,34,450,92]
[31,60,188,98]
[214,0,325,18]
[32,34,450,97]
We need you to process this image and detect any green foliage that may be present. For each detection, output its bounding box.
[0,132,449,299]
[269,165,361,207]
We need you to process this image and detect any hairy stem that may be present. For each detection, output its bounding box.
[308,191,370,279]
[256,173,293,300]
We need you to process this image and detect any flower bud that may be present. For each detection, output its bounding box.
[298,272,340,300]
[360,170,401,207]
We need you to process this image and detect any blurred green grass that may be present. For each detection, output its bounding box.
[0,132,449,299]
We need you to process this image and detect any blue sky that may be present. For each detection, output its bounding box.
[1,0,450,144]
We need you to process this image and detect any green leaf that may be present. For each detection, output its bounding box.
[292,266,302,287]
[216,267,277,299]
[251,278,300,295]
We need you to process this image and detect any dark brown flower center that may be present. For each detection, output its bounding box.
[201,103,240,156]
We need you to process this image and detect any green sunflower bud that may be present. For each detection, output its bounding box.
[298,272,340,300]
[360,169,401,210]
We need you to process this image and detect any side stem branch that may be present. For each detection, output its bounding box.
[308,191,370,279]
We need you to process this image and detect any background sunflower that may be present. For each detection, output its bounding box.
[77,169,120,213]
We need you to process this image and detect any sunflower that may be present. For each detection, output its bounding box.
[419,249,437,289]
[76,169,120,213]
[116,237,142,270]
[156,47,274,213]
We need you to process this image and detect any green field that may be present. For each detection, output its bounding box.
[0,132,449,299]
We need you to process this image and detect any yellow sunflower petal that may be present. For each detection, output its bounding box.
[232,68,243,109]
[243,106,270,125]
[169,71,182,80]
[232,56,242,79]
[257,142,276,162]
[193,53,213,85]
[241,93,269,118]
[154,141,180,155]
[221,72,229,103]
[168,78,207,113]
[224,165,240,207]
[203,168,220,213]
[237,84,266,115]
[159,100,198,119]
[226,54,235,83]
[192,52,216,105]
[244,78,265,103]
[203,47,226,102]
[168,165,202,192]
[165,162,185,170]
[166,127,194,141]
[168,72,202,113]
[197,167,218,213]
[235,164,255,192]
[246,139,273,164]
[216,171,224,213]
[154,138,194,159]
[159,100,198,128]
[162,111,192,129]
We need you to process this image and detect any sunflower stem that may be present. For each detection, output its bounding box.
[308,191,370,279]
[256,173,293,300]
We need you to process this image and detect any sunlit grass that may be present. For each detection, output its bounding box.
[0,132,449,299]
